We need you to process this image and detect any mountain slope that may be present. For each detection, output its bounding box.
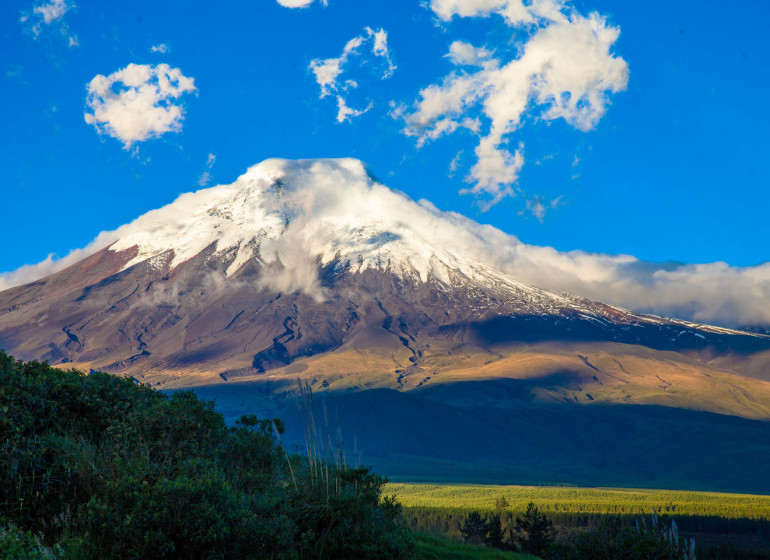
[3,158,770,490]
[2,159,769,404]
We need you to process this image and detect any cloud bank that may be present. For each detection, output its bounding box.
[309,27,395,123]
[1,158,769,328]
[397,0,627,210]
[84,63,197,149]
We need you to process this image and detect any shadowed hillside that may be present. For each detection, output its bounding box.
[191,379,770,494]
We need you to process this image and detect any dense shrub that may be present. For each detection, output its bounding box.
[0,524,61,560]
[0,351,411,559]
[550,514,696,560]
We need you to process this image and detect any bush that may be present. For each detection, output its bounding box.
[0,351,412,559]
[0,523,61,560]
[551,512,696,560]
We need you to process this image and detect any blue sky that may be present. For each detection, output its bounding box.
[1,0,769,278]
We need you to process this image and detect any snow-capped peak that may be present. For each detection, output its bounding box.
[108,158,522,286]
[3,158,767,330]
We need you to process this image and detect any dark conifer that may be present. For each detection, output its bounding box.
[460,511,487,545]
[514,501,555,554]
[485,513,507,550]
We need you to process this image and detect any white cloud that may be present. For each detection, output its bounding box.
[448,150,463,175]
[198,171,212,187]
[276,0,327,8]
[446,40,492,66]
[21,0,77,44]
[150,43,169,54]
[309,36,362,98]
[33,0,71,24]
[498,251,770,329]
[520,194,563,222]
[84,63,197,149]
[336,96,372,123]
[369,27,396,77]
[309,27,395,123]
[0,231,120,293]
[429,0,562,25]
[400,1,627,208]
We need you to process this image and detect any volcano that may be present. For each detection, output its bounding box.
[3,158,770,491]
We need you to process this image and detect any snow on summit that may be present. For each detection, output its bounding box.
[107,158,522,284]
[0,158,537,299]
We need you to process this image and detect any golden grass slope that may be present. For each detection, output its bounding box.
[150,338,770,421]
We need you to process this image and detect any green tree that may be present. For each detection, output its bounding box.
[494,495,510,512]
[514,501,554,555]
[461,511,487,545]
[484,513,507,550]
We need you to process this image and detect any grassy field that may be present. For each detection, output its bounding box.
[411,532,538,560]
[386,482,770,519]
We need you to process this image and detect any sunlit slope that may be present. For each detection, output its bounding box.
[174,338,770,421]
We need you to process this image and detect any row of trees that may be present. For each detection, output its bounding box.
[459,503,697,560]
[461,502,554,555]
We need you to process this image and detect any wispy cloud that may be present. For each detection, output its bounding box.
[84,63,197,149]
[198,172,212,188]
[520,195,563,222]
[446,40,492,66]
[20,0,78,46]
[35,0,71,23]
[309,27,395,123]
[448,150,463,176]
[276,0,327,8]
[150,43,169,54]
[198,153,217,186]
[397,0,627,209]
[335,96,373,123]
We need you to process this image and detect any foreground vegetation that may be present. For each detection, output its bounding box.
[0,352,412,559]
